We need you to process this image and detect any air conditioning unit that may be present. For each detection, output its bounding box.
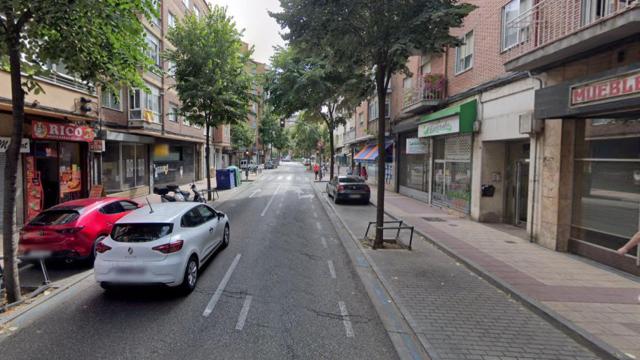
[519,112,543,134]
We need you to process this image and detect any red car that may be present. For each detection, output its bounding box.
[20,198,141,261]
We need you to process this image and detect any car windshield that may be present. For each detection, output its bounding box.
[111,223,173,243]
[29,210,80,226]
[338,177,363,184]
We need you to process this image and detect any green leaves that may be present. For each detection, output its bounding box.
[164,5,253,128]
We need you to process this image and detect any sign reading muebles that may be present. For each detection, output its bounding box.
[0,137,30,153]
[571,69,640,107]
[32,120,96,142]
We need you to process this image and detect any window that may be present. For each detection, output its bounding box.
[168,12,176,28]
[101,88,122,111]
[129,83,161,123]
[146,84,162,123]
[149,0,160,27]
[167,60,176,77]
[169,103,179,122]
[119,201,139,211]
[145,30,161,67]
[182,0,189,8]
[420,55,432,75]
[181,208,203,228]
[100,201,126,215]
[367,98,391,120]
[195,205,216,222]
[501,0,532,51]
[403,77,413,89]
[358,112,364,126]
[455,31,474,74]
[111,223,173,243]
[193,6,200,18]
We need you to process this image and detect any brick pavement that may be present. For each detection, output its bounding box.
[372,189,640,359]
[315,181,602,360]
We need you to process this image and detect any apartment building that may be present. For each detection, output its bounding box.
[350,0,640,275]
[503,0,640,274]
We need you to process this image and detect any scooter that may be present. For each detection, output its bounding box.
[190,182,206,203]
[153,185,191,202]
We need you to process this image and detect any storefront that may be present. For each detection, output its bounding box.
[354,139,395,189]
[398,131,430,203]
[535,64,640,275]
[101,131,154,197]
[153,140,197,186]
[26,120,95,214]
[417,100,476,214]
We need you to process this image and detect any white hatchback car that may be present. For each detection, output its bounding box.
[94,202,229,294]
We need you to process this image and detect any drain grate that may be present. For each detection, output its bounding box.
[422,217,446,222]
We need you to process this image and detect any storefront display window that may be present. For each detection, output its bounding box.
[572,118,640,252]
[432,135,472,213]
[399,132,429,192]
[153,142,196,186]
[102,142,149,194]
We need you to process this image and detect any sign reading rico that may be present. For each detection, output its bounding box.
[32,120,96,142]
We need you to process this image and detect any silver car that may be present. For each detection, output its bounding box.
[326,176,371,204]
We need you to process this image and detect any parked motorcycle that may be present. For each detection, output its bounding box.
[153,183,206,203]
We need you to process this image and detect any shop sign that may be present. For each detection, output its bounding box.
[32,120,96,142]
[570,69,640,107]
[418,116,459,138]
[0,137,30,153]
[89,140,106,152]
[406,138,428,154]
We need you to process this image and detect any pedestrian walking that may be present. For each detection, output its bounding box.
[313,163,320,180]
[360,165,368,181]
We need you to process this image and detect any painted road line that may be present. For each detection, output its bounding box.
[338,301,355,338]
[249,189,262,198]
[277,175,283,180]
[327,260,336,279]
[321,236,328,248]
[260,184,282,217]
[235,295,253,330]
[315,221,322,230]
[203,254,242,317]
[287,175,293,181]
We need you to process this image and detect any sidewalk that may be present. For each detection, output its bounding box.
[368,188,640,359]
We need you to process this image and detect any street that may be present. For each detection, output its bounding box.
[0,163,398,360]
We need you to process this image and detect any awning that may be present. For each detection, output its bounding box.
[417,99,477,138]
[355,141,393,162]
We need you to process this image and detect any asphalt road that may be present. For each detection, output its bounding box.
[0,163,398,360]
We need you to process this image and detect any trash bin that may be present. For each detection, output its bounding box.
[216,169,235,190]
[227,166,241,186]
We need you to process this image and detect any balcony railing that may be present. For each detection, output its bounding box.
[402,76,446,115]
[366,118,390,137]
[504,0,638,62]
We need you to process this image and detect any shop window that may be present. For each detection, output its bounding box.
[399,132,430,193]
[572,118,640,252]
[103,142,121,193]
[455,31,474,74]
[102,142,149,194]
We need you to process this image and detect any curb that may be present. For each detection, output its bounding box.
[372,199,630,360]
[0,178,258,329]
[311,182,431,360]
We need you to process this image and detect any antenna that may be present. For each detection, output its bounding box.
[146,197,154,214]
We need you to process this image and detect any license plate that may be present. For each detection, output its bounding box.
[348,194,361,199]
[25,250,52,258]
[115,266,146,275]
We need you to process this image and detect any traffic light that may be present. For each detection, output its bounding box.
[280,119,285,128]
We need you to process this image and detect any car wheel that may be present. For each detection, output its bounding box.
[222,225,230,249]
[100,282,114,292]
[334,194,340,204]
[180,256,199,295]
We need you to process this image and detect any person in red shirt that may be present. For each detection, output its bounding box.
[313,163,320,180]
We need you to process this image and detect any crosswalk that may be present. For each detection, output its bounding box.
[260,174,309,183]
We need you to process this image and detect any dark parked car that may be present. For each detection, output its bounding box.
[326,176,370,204]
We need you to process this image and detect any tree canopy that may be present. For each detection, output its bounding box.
[231,121,255,151]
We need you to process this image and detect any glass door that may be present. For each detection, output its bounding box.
[432,161,446,206]
[515,160,529,226]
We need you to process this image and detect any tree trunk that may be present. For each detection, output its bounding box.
[205,124,212,201]
[373,69,387,250]
[3,39,25,302]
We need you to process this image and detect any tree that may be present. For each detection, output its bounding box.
[165,6,253,200]
[231,121,255,152]
[258,106,288,162]
[289,111,328,159]
[272,0,474,248]
[0,0,154,302]
[264,46,369,179]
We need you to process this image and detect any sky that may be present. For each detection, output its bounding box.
[208,0,285,65]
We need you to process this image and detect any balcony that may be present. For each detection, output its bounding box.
[504,0,640,72]
[343,129,356,144]
[366,118,391,137]
[402,75,446,115]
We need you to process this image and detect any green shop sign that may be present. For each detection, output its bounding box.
[418,100,477,138]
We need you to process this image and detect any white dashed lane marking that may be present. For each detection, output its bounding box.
[235,295,253,330]
[203,254,242,317]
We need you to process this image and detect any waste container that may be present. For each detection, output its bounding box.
[227,166,241,186]
[216,169,235,190]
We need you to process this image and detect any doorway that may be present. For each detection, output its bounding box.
[505,141,530,227]
[33,141,86,209]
